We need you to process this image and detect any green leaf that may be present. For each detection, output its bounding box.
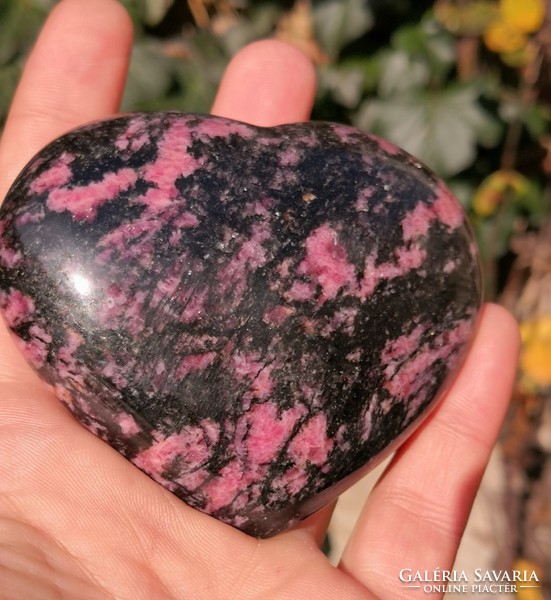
[377,50,431,97]
[313,0,373,58]
[336,55,383,95]
[121,41,177,111]
[143,0,174,27]
[356,84,502,177]
[523,104,550,139]
[318,66,365,108]
[391,18,456,83]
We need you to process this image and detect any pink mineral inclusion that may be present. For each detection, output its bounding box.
[245,401,305,465]
[433,183,464,230]
[114,117,149,152]
[231,351,265,379]
[443,260,457,274]
[287,413,333,467]
[16,208,46,227]
[0,243,22,269]
[230,351,275,399]
[30,153,73,194]
[142,119,201,205]
[401,185,464,242]
[251,365,274,400]
[273,466,309,496]
[359,244,426,299]
[0,214,26,255]
[97,215,163,264]
[262,305,295,326]
[332,124,356,142]
[100,356,129,389]
[134,421,219,475]
[194,118,253,140]
[384,350,435,401]
[396,245,426,270]
[279,148,301,167]
[117,413,141,436]
[56,328,84,379]
[372,134,402,156]
[436,317,473,347]
[401,202,434,241]
[47,168,137,221]
[321,306,358,336]
[1,288,35,327]
[16,324,52,369]
[176,352,217,379]
[285,280,316,302]
[173,211,199,228]
[202,459,248,513]
[355,187,376,212]
[360,399,378,442]
[217,222,271,299]
[383,319,472,409]
[382,324,426,362]
[179,288,207,323]
[139,187,174,211]
[297,224,357,301]
[201,401,311,513]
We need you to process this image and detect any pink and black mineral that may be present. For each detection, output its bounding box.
[0,112,482,537]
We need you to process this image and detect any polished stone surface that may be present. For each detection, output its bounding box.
[0,113,482,537]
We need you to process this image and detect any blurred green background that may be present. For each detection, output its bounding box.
[1,0,550,591]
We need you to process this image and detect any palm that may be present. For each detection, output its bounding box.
[0,2,519,599]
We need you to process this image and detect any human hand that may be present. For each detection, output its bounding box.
[0,1,520,599]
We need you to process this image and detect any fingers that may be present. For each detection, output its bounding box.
[339,304,520,597]
[211,39,316,127]
[0,0,133,201]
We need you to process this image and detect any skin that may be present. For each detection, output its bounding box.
[0,1,520,599]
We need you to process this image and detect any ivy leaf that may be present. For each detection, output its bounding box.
[391,18,456,83]
[377,50,431,97]
[356,84,502,177]
[313,0,373,59]
[318,66,365,108]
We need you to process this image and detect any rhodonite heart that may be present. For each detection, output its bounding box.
[0,112,481,537]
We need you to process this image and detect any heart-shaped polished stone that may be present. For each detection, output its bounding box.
[0,113,481,537]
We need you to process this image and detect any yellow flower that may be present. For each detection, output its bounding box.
[513,559,544,600]
[483,18,528,53]
[472,170,528,217]
[520,314,551,391]
[501,0,545,33]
